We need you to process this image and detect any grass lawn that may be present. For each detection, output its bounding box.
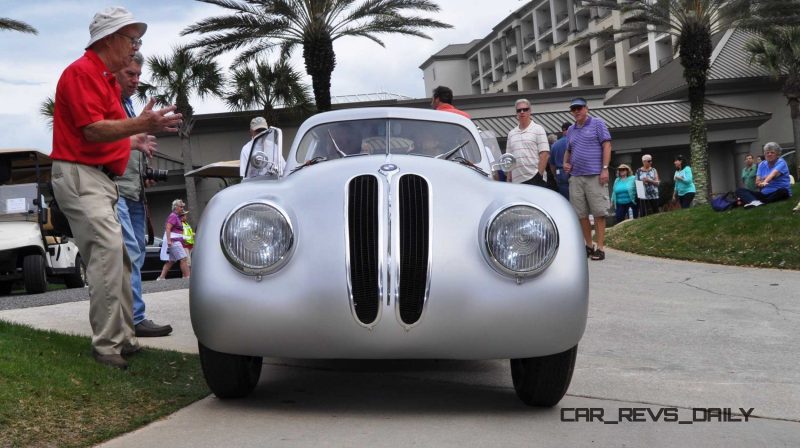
[607,184,800,270]
[0,320,209,448]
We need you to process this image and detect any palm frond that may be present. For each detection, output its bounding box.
[0,18,38,34]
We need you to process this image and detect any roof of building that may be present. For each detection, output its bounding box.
[607,29,771,105]
[419,39,482,69]
[473,100,771,137]
[331,91,413,104]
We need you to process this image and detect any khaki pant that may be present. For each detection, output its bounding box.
[51,161,138,355]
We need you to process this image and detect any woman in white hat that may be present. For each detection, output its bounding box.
[612,164,637,222]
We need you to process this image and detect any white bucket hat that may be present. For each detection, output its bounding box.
[86,6,147,49]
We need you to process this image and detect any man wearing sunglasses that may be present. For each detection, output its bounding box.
[562,98,612,261]
[506,99,549,187]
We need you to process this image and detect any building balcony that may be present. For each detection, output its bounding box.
[658,55,673,67]
[632,68,651,82]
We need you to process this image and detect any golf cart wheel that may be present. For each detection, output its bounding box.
[23,254,48,294]
[64,255,86,288]
[0,281,13,295]
[510,345,578,407]
[199,342,262,399]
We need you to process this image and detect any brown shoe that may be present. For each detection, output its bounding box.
[135,319,173,337]
[92,350,128,370]
[122,345,143,357]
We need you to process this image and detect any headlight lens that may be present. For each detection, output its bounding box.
[486,205,558,276]
[221,203,293,275]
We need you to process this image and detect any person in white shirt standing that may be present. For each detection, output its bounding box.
[506,99,550,187]
[240,116,285,178]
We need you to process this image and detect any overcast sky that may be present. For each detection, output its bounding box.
[0,0,524,152]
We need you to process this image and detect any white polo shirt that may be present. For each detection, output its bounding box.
[506,121,549,184]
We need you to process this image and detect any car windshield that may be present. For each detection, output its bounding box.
[295,119,481,163]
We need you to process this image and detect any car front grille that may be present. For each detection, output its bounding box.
[347,175,380,325]
[398,174,429,325]
[347,173,431,327]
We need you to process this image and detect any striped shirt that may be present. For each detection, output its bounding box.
[507,121,549,184]
[566,116,611,176]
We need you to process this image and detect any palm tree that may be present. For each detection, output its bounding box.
[578,0,799,204]
[137,46,225,223]
[0,18,37,34]
[226,58,313,124]
[39,96,54,129]
[181,0,451,112]
[745,26,800,180]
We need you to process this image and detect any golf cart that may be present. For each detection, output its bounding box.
[0,148,85,294]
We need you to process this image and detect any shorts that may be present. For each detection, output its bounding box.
[168,243,188,262]
[568,175,610,218]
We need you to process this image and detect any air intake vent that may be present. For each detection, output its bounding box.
[347,175,380,325]
[398,174,430,325]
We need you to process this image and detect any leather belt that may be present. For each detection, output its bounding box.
[96,165,117,180]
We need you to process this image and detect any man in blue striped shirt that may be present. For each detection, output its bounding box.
[563,98,612,261]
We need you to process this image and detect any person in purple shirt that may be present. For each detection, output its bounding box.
[562,98,612,261]
[735,142,792,208]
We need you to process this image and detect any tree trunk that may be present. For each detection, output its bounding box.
[679,22,712,204]
[179,119,199,228]
[303,35,336,112]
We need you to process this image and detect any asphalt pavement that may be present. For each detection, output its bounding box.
[0,250,798,447]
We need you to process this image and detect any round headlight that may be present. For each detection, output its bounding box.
[485,205,558,276]
[221,202,294,275]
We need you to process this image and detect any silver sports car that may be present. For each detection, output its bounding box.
[191,107,588,406]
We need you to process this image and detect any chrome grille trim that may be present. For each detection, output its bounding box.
[345,174,383,327]
[395,174,431,328]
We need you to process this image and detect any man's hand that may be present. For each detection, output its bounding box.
[563,161,572,174]
[599,168,609,185]
[132,133,156,158]
[139,98,183,134]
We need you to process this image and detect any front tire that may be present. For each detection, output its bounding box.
[23,254,48,294]
[199,342,262,399]
[64,256,86,288]
[510,345,577,407]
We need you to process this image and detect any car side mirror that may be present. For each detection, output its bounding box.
[491,153,516,172]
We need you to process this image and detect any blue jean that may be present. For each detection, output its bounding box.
[615,202,638,223]
[117,197,147,325]
[554,169,570,200]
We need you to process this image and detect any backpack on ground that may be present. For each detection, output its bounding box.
[711,192,737,212]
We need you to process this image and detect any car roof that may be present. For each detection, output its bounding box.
[297,107,475,129]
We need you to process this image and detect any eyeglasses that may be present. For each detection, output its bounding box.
[516,107,530,114]
[116,32,142,48]
[569,106,585,112]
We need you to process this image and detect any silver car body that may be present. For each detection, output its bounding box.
[191,107,588,360]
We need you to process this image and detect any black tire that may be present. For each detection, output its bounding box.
[199,342,262,399]
[0,281,13,295]
[510,345,578,407]
[64,256,86,288]
[23,254,48,294]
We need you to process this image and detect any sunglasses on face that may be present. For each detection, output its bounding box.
[516,107,530,114]
[570,106,585,112]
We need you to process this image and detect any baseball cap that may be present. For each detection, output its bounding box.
[569,97,587,109]
[250,116,268,131]
[642,154,652,161]
[86,7,147,49]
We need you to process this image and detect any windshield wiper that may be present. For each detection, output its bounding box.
[436,140,469,161]
[327,130,347,158]
[452,157,489,177]
[289,156,327,174]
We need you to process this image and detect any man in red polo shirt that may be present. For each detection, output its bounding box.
[430,85,471,119]
[50,6,182,369]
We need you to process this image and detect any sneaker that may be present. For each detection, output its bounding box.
[744,200,763,208]
[155,276,164,281]
[92,349,128,370]
[793,202,800,212]
[134,319,173,337]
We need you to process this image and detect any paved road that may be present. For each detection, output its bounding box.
[1,250,798,446]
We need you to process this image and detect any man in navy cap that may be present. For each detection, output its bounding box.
[562,97,612,261]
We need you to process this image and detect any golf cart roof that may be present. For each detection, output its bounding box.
[184,160,240,178]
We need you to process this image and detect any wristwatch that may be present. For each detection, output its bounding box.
[602,165,608,169]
